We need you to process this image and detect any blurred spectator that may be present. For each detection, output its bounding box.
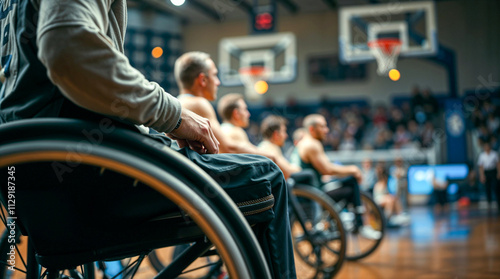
[477,124,491,144]
[392,157,409,210]
[362,143,374,151]
[324,116,343,151]
[481,100,495,116]
[458,169,481,204]
[407,120,421,144]
[373,129,391,150]
[388,107,406,132]
[339,130,356,151]
[360,106,372,127]
[293,116,304,133]
[410,86,427,124]
[346,117,363,142]
[477,140,500,210]
[350,105,365,130]
[487,113,499,134]
[471,109,485,128]
[491,135,500,151]
[246,90,446,151]
[400,101,413,124]
[372,104,388,126]
[373,165,410,226]
[360,158,377,192]
[421,121,435,147]
[328,135,341,151]
[421,88,439,120]
[470,100,499,148]
[432,172,449,213]
[410,85,424,112]
[393,124,412,148]
[318,107,331,122]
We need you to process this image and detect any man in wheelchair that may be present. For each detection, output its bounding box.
[0,0,296,278]
[291,114,382,240]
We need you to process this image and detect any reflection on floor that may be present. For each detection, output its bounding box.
[7,202,491,278]
[334,203,500,279]
[129,203,499,279]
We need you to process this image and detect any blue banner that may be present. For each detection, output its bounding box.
[445,99,467,163]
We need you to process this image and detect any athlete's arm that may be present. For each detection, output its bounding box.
[306,140,362,181]
[37,0,180,132]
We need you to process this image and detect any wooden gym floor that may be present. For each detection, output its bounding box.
[132,203,500,278]
[333,203,500,279]
[3,203,499,278]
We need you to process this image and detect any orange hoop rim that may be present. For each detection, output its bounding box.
[368,38,402,56]
[367,38,402,48]
[238,66,269,76]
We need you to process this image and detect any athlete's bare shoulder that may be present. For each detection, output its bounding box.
[179,95,215,120]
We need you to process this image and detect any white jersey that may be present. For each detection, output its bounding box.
[478,151,499,171]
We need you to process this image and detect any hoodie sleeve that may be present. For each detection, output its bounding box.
[36,0,181,132]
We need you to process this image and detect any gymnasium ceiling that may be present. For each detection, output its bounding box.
[127,0,456,24]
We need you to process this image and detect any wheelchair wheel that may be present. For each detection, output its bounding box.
[0,202,98,279]
[0,119,270,279]
[0,204,29,279]
[148,245,225,279]
[289,185,346,279]
[342,192,385,261]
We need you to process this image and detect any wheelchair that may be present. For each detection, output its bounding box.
[333,191,385,261]
[0,118,272,278]
[287,180,346,278]
[148,175,347,279]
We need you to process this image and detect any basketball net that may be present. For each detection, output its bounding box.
[368,38,402,76]
[239,66,270,101]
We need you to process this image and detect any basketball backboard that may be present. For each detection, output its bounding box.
[218,32,297,87]
[339,1,438,64]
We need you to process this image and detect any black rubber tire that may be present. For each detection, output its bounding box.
[344,192,385,261]
[290,185,346,279]
[0,118,271,279]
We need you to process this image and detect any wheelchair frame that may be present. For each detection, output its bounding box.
[0,118,271,278]
[335,191,385,260]
[148,181,348,279]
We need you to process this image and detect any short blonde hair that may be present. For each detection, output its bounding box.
[292,128,306,142]
[217,93,244,122]
[261,115,287,140]
[174,51,211,89]
[303,114,325,129]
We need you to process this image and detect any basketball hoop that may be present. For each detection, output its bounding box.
[368,38,402,76]
[239,66,270,100]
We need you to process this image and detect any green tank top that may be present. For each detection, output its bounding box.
[289,148,323,188]
[220,122,234,129]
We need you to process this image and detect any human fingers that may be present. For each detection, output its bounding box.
[170,109,219,154]
[187,140,207,154]
[174,138,188,149]
[199,119,219,154]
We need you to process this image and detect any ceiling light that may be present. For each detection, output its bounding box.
[171,0,185,6]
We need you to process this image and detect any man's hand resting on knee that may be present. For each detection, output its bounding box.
[168,109,220,154]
